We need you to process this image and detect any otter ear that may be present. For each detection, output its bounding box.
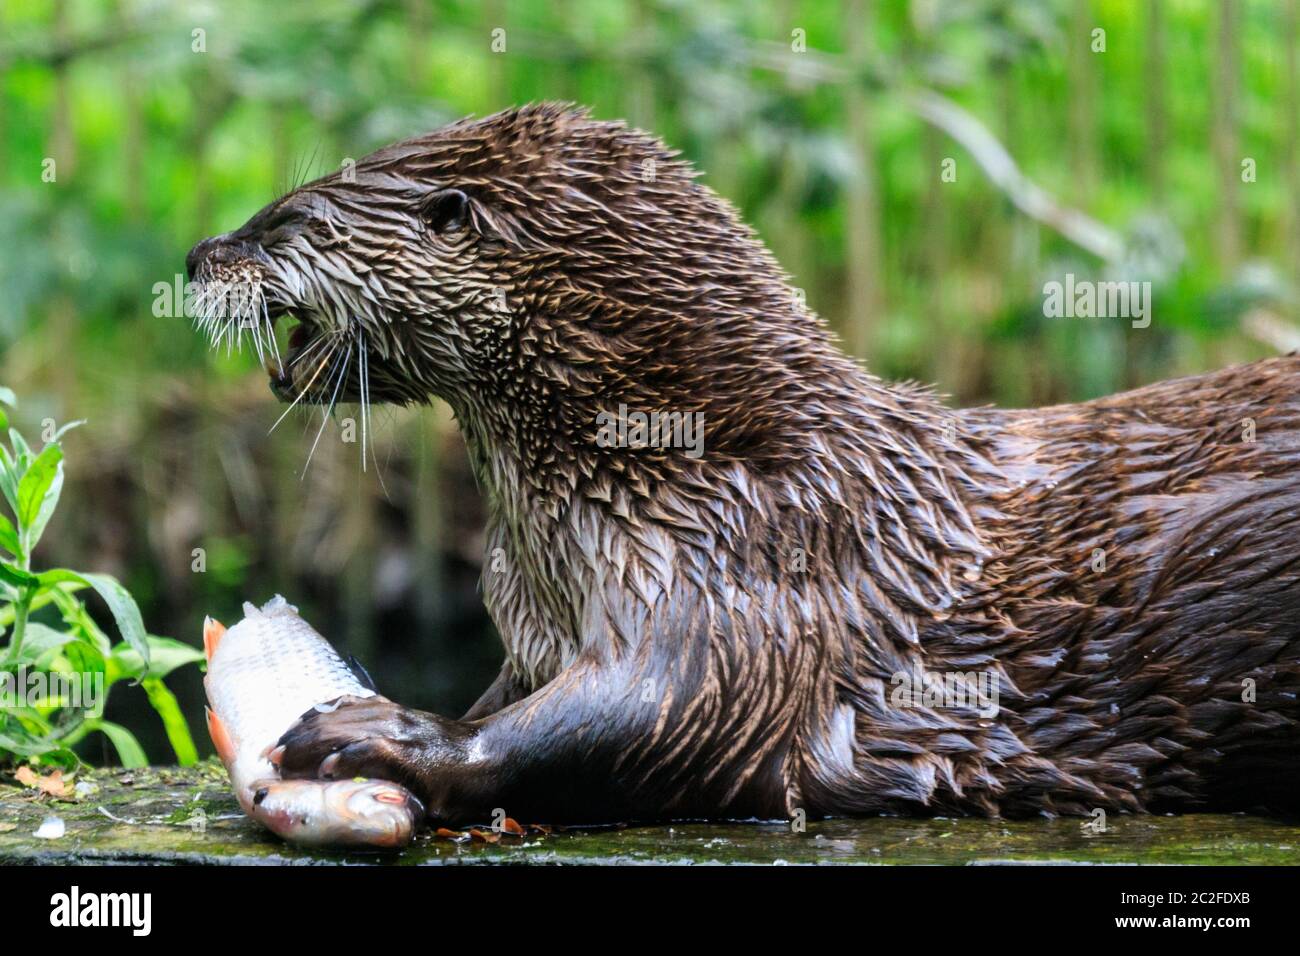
[421,188,470,234]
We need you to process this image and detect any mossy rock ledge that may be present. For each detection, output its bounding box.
[1,760,1298,865]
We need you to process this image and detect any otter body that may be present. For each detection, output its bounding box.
[189,104,1300,821]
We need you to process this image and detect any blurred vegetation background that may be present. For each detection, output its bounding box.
[2,0,1298,763]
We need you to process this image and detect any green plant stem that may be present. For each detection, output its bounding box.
[4,586,31,664]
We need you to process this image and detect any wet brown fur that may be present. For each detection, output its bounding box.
[189,104,1300,821]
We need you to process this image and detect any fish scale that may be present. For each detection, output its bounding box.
[206,596,373,769]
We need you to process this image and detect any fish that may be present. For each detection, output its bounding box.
[202,595,422,848]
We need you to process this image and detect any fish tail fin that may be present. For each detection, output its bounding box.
[203,616,226,662]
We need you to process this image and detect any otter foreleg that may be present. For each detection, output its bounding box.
[273,656,668,825]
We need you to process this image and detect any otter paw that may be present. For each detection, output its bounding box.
[272,696,447,790]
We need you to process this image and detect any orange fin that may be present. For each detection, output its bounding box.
[203,616,226,662]
[206,706,236,767]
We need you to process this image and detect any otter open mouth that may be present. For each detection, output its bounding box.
[266,313,334,403]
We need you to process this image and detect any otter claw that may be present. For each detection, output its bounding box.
[320,752,341,779]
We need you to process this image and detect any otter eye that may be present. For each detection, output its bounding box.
[422,189,469,234]
[262,206,306,247]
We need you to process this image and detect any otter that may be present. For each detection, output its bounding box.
[187,103,1300,822]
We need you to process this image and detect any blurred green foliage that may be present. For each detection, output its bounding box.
[0,0,1296,763]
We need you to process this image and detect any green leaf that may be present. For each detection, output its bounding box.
[142,678,199,765]
[0,725,58,758]
[17,443,62,551]
[0,560,37,590]
[8,428,31,468]
[109,635,204,682]
[26,461,62,553]
[0,444,19,516]
[42,581,110,656]
[3,704,54,732]
[38,569,149,667]
[1,622,75,667]
[80,573,149,667]
[0,512,18,557]
[0,579,85,629]
[61,641,106,713]
[90,719,148,768]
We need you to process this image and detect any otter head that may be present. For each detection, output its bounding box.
[185,109,537,410]
[188,103,851,477]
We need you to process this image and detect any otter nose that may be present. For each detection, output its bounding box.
[186,236,220,281]
[186,234,255,280]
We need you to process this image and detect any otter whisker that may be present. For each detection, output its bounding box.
[297,333,345,443]
[357,334,367,473]
[357,330,390,496]
[269,332,342,435]
[247,310,266,368]
[281,139,323,199]
[191,269,279,366]
[297,140,321,193]
[261,297,282,369]
[193,281,227,350]
[301,333,352,479]
[291,331,333,369]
